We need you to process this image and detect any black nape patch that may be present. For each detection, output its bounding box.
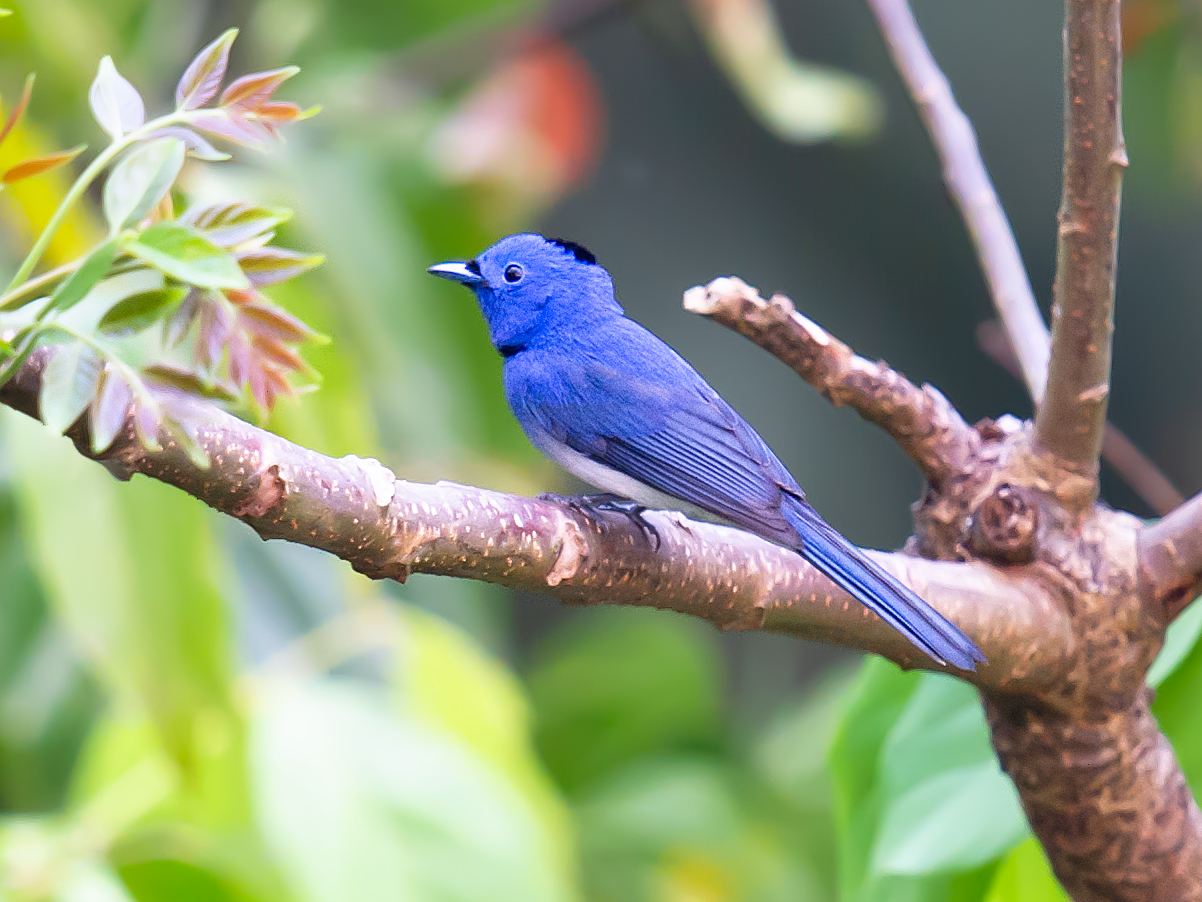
[548,237,597,265]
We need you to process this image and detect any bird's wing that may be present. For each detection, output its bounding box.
[517,354,801,545]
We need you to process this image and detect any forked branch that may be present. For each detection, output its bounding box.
[977,320,1183,515]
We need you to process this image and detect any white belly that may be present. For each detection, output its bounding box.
[532,429,714,521]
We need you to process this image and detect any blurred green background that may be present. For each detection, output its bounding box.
[1,0,1202,900]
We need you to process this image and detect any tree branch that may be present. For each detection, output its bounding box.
[977,320,1184,516]
[865,0,1050,402]
[1035,0,1127,472]
[0,348,1065,692]
[684,276,979,488]
[1140,492,1202,621]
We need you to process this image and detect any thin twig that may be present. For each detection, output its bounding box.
[865,0,1050,402]
[0,347,1065,691]
[977,320,1182,515]
[1035,0,1127,472]
[685,276,978,487]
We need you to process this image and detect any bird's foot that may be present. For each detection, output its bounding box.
[537,492,662,550]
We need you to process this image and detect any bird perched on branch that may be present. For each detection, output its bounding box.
[429,233,984,670]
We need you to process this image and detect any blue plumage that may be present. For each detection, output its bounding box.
[428,233,984,670]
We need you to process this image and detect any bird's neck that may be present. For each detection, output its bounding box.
[501,309,625,358]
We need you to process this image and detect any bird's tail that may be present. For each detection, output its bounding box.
[781,495,985,671]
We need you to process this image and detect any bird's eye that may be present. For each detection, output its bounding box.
[503,263,524,283]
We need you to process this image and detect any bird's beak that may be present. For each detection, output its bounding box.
[427,261,486,286]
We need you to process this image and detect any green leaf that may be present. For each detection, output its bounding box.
[251,679,575,902]
[103,138,185,233]
[1153,605,1202,790]
[880,673,998,796]
[56,859,139,902]
[393,607,577,887]
[830,664,1027,896]
[872,762,1027,875]
[828,659,923,899]
[983,838,1071,902]
[175,28,238,111]
[98,286,187,336]
[44,241,119,314]
[39,342,102,434]
[526,608,724,792]
[119,859,246,902]
[4,413,237,773]
[576,751,838,902]
[1149,596,1202,687]
[878,673,1027,876]
[124,224,248,290]
[142,364,238,402]
[0,492,99,810]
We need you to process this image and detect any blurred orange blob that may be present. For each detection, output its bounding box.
[1122,0,1175,54]
[430,39,605,213]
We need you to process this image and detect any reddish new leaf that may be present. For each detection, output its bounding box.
[247,360,270,411]
[2,145,85,184]
[196,295,235,370]
[252,338,306,374]
[192,111,272,149]
[236,298,317,344]
[227,330,252,386]
[0,73,35,148]
[219,67,298,110]
[254,101,304,124]
[176,28,238,111]
[238,247,324,286]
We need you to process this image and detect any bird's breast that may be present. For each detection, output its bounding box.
[524,425,682,511]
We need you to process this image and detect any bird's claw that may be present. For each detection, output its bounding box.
[537,492,662,550]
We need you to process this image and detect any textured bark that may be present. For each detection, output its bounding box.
[1035,0,1127,474]
[684,277,978,487]
[849,3,1198,889]
[977,318,1183,515]
[0,347,1060,689]
[1141,492,1202,621]
[990,692,1202,901]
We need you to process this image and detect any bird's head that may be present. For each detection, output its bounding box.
[427,233,621,356]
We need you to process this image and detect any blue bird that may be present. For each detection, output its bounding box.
[429,233,984,670]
